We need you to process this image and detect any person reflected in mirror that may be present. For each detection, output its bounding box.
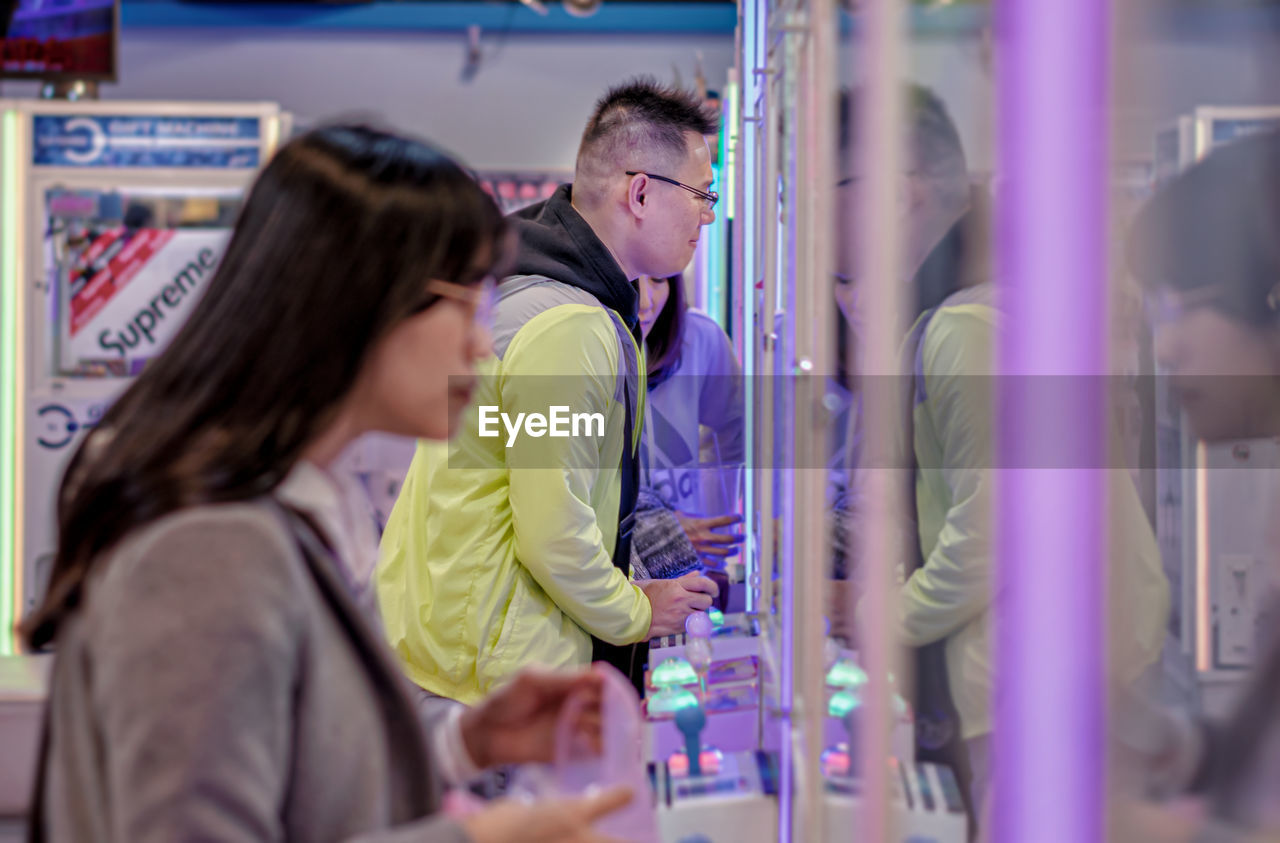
[1116,129,1280,843]
[831,85,1169,837]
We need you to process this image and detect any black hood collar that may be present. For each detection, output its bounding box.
[508,184,638,330]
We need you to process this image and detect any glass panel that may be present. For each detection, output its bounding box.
[1107,4,1280,840]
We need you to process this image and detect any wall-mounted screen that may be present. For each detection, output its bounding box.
[1,0,118,81]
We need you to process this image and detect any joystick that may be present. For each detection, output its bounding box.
[674,701,708,776]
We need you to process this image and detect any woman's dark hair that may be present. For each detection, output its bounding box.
[644,273,687,386]
[23,125,507,650]
[1128,129,1280,327]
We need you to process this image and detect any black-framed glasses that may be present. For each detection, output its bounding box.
[625,170,719,210]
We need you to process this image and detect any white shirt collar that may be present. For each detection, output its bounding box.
[276,459,380,589]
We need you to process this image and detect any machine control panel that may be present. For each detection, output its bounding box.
[653,751,778,843]
[822,760,967,843]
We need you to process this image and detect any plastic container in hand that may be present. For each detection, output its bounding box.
[549,663,659,842]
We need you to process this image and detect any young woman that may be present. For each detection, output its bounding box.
[636,273,744,569]
[1119,129,1280,841]
[22,125,628,843]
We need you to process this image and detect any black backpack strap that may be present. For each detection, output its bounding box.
[591,310,648,694]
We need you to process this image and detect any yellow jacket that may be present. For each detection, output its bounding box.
[902,287,1169,739]
[377,299,651,705]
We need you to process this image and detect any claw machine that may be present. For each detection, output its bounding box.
[1,100,291,654]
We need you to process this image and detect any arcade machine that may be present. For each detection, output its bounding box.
[1151,107,1280,719]
[643,0,967,839]
[647,612,961,843]
[1,12,289,828]
[0,98,291,651]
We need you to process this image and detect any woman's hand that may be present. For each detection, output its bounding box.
[459,668,603,768]
[675,512,744,562]
[460,787,634,843]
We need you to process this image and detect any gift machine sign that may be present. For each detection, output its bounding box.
[32,115,262,169]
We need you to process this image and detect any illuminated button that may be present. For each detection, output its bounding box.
[649,687,701,716]
[668,749,724,779]
[821,748,851,777]
[829,689,861,719]
[826,658,868,691]
[651,658,698,689]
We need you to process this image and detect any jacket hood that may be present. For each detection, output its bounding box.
[508,184,638,330]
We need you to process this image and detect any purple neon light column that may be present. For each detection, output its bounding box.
[994,0,1108,840]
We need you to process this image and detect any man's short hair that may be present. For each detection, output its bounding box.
[839,84,969,211]
[574,77,720,207]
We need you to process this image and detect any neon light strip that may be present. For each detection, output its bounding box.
[757,0,781,637]
[704,162,726,329]
[1195,443,1211,672]
[739,0,760,614]
[1,109,22,655]
[123,0,738,34]
[777,24,800,835]
[994,0,1109,837]
[724,77,740,220]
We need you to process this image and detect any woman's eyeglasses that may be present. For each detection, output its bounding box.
[416,275,498,330]
[625,171,719,211]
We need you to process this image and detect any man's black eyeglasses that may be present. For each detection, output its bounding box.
[625,171,719,210]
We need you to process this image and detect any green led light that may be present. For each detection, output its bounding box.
[723,77,739,217]
[707,607,725,628]
[673,690,701,711]
[826,659,868,690]
[648,687,701,716]
[0,109,20,656]
[829,690,861,719]
[651,658,698,689]
[702,161,727,330]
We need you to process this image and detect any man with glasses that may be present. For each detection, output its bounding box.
[378,78,720,704]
